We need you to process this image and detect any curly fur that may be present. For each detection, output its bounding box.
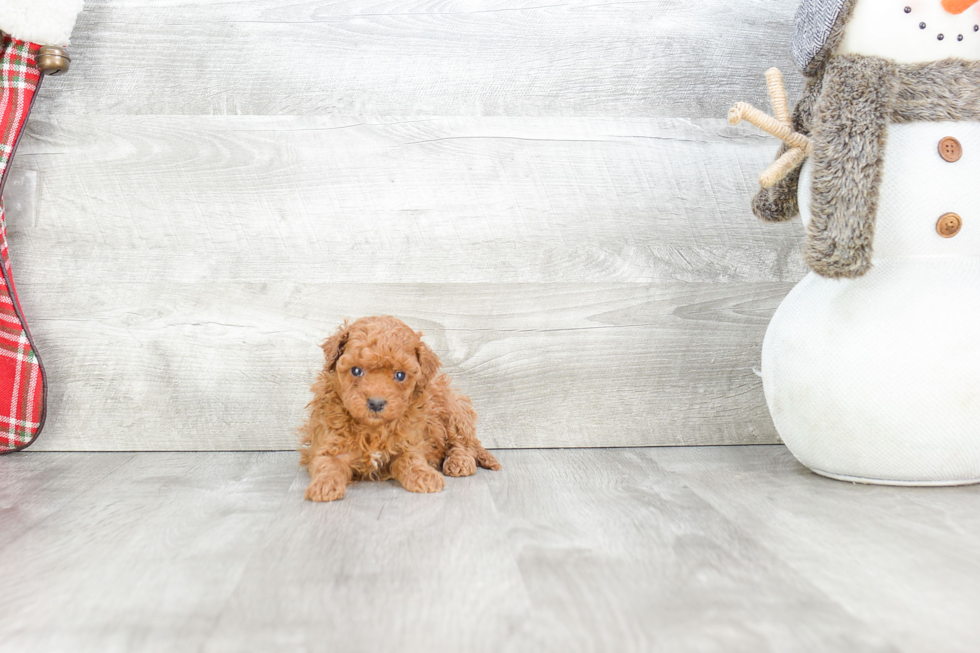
[299,316,500,502]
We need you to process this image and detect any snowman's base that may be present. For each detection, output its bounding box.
[809,468,980,487]
[763,259,980,487]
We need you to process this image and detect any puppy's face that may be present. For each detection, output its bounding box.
[322,317,440,426]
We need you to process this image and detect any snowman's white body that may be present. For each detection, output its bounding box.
[761,0,980,485]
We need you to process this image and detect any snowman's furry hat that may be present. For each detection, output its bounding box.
[792,0,858,75]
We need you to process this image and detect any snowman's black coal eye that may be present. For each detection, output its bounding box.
[975,25,979,32]
[394,371,406,382]
[938,33,945,40]
[959,34,965,41]
[920,22,927,29]
[351,367,363,377]
[904,6,911,12]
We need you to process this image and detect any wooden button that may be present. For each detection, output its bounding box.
[939,137,962,162]
[937,212,962,238]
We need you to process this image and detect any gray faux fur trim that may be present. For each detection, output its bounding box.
[804,55,894,278]
[890,59,980,123]
[751,156,803,223]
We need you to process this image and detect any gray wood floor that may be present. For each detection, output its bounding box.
[2,447,977,653]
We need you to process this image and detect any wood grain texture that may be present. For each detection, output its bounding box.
[1,1,812,450]
[0,452,298,653]
[36,0,804,119]
[12,116,805,284]
[23,282,788,450]
[655,446,980,653]
[2,169,38,228]
[4,113,802,450]
[204,457,528,653]
[10,449,974,652]
[485,449,898,652]
[0,452,136,543]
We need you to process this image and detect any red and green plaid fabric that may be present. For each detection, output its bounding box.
[0,34,46,453]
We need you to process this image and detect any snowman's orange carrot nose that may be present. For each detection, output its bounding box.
[942,0,980,14]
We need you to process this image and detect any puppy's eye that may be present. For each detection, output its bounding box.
[351,367,364,377]
[394,371,406,382]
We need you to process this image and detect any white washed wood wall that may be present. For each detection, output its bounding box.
[5,0,809,451]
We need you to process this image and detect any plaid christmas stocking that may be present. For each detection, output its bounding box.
[0,34,46,453]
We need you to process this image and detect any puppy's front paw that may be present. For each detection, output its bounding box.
[476,448,502,471]
[305,474,348,502]
[400,467,446,494]
[443,452,477,477]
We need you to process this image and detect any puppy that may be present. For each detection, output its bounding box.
[299,316,500,502]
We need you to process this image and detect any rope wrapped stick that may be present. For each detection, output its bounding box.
[728,68,811,188]
[766,67,792,124]
[760,146,808,188]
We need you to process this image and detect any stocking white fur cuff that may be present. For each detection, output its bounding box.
[0,0,84,46]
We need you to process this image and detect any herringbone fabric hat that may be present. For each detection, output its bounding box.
[792,0,854,74]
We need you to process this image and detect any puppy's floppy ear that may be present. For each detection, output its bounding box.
[321,321,351,372]
[415,337,441,390]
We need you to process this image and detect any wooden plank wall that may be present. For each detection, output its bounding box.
[5,0,809,451]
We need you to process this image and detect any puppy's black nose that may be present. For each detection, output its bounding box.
[367,398,387,413]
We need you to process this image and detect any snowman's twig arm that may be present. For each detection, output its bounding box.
[766,68,792,125]
[752,73,824,222]
[728,68,811,188]
[728,102,811,151]
[760,147,808,188]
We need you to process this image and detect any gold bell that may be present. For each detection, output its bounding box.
[36,46,71,76]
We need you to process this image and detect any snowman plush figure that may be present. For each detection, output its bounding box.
[744,0,980,485]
